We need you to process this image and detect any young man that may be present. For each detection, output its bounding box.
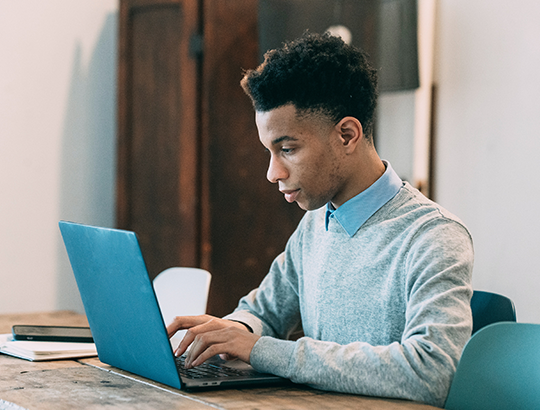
[167,33,474,407]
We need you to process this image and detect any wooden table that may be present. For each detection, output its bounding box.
[0,312,440,410]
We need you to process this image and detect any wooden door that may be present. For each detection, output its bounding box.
[118,0,200,277]
[200,0,304,316]
[117,0,304,317]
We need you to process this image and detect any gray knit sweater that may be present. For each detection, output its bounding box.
[226,182,474,407]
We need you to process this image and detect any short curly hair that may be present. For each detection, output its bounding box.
[241,32,378,137]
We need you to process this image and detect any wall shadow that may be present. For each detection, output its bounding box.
[56,12,118,312]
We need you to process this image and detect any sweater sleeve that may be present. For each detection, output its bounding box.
[224,220,305,339]
[245,219,474,408]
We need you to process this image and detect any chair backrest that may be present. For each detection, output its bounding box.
[445,322,540,410]
[471,290,516,335]
[153,267,211,328]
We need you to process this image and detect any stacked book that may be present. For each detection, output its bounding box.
[0,333,97,361]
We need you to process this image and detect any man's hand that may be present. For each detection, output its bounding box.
[167,315,260,369]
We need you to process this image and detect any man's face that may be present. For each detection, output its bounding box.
[256,105,347,211]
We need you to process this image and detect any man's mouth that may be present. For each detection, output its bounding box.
[280,189,300,203]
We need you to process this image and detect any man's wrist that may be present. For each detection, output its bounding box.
[227,319,254,333]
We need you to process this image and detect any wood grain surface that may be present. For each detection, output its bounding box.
[1,312,440,410]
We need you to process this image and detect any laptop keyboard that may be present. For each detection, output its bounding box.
[175,355,260,379]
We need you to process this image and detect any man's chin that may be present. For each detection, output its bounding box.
[295,200,326,212]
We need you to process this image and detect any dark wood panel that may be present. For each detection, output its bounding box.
[118,0,200,279]
[202,0,305,316]
[118,0,304,317]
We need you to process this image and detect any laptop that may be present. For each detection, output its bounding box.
[59,220,287,390]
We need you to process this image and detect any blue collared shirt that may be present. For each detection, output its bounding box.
[325,160,403,237]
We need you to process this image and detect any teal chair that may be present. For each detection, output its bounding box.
[471,290,516,335]
[445,322,540,410]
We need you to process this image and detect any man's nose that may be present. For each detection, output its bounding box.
[266,155,288,183]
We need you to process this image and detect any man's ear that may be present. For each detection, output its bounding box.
[335,117,363,152]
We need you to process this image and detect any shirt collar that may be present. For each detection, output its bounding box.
[325,160,403,237]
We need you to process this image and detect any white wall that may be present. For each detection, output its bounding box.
[377,91,416,183]
[0,1,118,314]
[434,1,540,322]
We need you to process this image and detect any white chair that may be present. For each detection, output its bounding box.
[153,267,211,346]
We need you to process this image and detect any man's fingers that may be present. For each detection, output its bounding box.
[168,316,256,361]
[167,315,212,338]
[174,327,200,357]
[183,327,259,368]
[184,330,234,368]
[173,317,234,357]
[167,315,248,339]
[188,343,226,368]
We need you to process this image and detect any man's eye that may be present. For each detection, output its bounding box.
[281,147,294,154]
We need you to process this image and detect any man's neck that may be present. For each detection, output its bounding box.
[332,147,385,208]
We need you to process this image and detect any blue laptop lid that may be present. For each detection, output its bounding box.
[59,221,182,389]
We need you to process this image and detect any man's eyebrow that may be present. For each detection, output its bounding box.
[271,136,298,145]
